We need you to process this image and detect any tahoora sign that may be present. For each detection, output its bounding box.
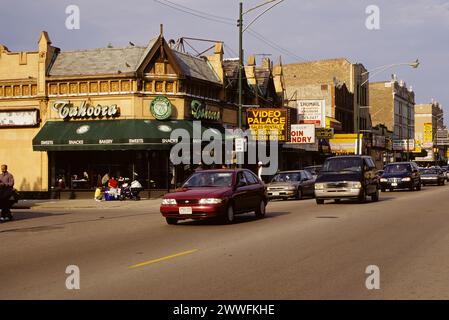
[290,124,315,144]
[247,108,288,141]
[53,100,119,120]
[297,100,326,128]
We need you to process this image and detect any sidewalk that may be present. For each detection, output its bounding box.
[13,198,162,210]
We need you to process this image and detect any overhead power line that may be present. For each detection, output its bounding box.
[153,0,235,25]
[158,0,235,22]
[153,0,309,62]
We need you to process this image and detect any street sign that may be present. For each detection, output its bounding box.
[235,138,246,152]
[315,127,334,139]
[436,139,449,146]
[437,129,448,139]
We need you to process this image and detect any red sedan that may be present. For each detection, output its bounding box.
[160,169,267,225]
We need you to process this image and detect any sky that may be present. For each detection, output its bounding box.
[1,0,448,125]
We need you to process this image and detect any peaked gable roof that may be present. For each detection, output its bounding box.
[48,36,221,84]
[49,45,149,76]
[173,51,220,84]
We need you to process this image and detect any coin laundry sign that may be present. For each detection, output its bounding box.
[290,124,315,144]
[53,100,119,119]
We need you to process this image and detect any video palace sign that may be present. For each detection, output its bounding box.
[53,100,119,120]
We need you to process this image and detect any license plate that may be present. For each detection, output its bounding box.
[391,183,398,187]
[179,207,192,215]
[271,192,280,196]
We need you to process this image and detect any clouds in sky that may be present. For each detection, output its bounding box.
[1,0,448,122]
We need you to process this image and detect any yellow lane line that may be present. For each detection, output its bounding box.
[129,249,198,269]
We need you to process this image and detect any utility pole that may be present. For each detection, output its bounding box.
[238,2,243,130]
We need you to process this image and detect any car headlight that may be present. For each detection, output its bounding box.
[402,177,411,182]
[380,178,388,182]
[161,198,177,205]
[315,183,325,190]
[199,198,222,204]
[348,181,362,189]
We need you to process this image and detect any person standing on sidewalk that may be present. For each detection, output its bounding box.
[0,164,15,222]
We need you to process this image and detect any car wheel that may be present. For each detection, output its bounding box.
[316,199,324,205]
[223,204,235,224]
[381,187,386,192]
[371,189,379,202]
[358,189,367,203]
[166,218,178,225]
[255,200,266,218]
[334,199,341,204]
[295,188,303,200]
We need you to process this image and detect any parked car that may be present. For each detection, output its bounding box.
[314,155,379,204]
[379,162,421,192]
[419,167,446,186]
[160,169,267,225]
[266,170,315,200]
[304,165,323,179]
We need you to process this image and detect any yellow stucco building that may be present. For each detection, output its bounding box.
[0,31,247,197]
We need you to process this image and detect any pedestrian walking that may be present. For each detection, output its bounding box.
[0,164,15,222]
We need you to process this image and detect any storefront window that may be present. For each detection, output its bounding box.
[49,150,174,191]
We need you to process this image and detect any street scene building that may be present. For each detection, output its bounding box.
[369,75,416,163]
[0,30,287,197]
[2,0,449,305]
[414,100,446,164]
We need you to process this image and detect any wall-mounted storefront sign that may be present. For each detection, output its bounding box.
[150,96,172,120]
[315,128,334,139]
[247,108,288,141]
[372,135,386,148]
[191,100,221,121]
[53,100,119,120]
[290,124,315,144]
[330,134,363,154]
[424,123,433,143]
[0,109,40,128]
[297,100,326,128]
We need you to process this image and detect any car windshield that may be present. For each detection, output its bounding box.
[321,158,362,173]
[384,164,410,174]
[183,172,233,188]
[420,169,438,175]
[271,172,301,182]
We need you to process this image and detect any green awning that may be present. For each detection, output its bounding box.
[32,120,224,151]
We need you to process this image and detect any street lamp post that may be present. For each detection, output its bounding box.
[356,59,420,155]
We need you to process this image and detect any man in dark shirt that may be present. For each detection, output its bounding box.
[0,164,15,221]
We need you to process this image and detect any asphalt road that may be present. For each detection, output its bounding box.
[1,184,449,300]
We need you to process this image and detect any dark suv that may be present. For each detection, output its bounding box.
[314,155,379,204]
[379,162,421,192]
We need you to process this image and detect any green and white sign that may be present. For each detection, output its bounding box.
[150,96,172,120]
